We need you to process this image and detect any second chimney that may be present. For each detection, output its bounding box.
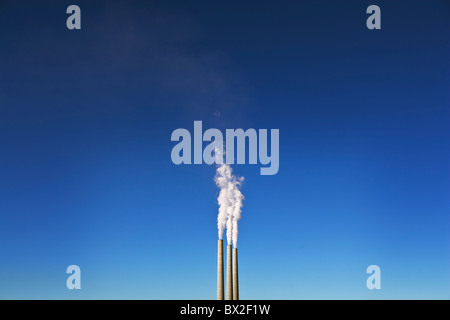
[226,245,233,300]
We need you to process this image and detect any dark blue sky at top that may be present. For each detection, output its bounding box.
[0,1,449,299]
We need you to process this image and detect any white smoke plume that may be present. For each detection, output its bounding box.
[231,179,244,247]
[215,164,232,241]
[214,147,244,248]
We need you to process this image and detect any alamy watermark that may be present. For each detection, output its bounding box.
[171,121,279,175]
[366,265,381,290]
[66,265,81,290]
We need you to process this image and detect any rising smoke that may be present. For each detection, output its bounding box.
[215,148,244,248]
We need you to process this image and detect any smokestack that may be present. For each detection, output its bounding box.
[226,245,233,300]
[217,240,224,300]
[232,248,239,300]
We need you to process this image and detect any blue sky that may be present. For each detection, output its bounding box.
[0,0,449,299]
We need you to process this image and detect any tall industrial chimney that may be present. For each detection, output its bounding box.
[217,240,224,300]
[232,248,239,300]
[226,245,233,300]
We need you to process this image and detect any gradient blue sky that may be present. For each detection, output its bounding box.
[0,0,449,299]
